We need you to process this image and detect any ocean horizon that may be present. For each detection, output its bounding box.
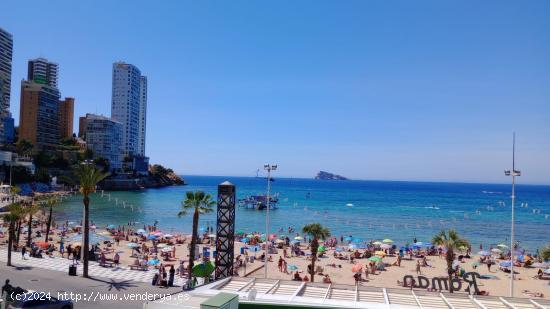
[55,175,550,251]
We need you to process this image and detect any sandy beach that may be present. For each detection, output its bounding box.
[1,215,548,300]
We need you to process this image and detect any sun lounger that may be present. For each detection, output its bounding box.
[130,264,148,271]
[99,261,114,268]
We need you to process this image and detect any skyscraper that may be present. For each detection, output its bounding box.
[59,97,75,139]
[28,57,59,88]
[138,76,147,156]
[111,62,147,157]
[84,113,124,170]
[0,27,13,144]
[19,80,61,147]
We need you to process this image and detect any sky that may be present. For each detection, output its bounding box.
[1,0,549,184]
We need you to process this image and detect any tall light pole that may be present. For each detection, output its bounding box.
[264,164,277,279]
[504,133,520,297]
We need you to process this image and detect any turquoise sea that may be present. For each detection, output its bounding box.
[54,176,550,251]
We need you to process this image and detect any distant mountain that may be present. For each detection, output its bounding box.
[315,171,349,180]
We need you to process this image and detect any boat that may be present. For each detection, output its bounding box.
[238,193,279,210]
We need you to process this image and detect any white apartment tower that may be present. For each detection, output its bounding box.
[111,62,147,157]
[138,76,147,156]
[28,57,59,88]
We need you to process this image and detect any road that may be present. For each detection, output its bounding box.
[0,264,184,308]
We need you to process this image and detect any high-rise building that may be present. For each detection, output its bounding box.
[111,62,147,157]
[58,97,74,139]
[28,58,59,88]
[19,80,61,147]
[138,76,147,156]
[0,27,13,144]
[84,114,123,170]
[78,116,87,138]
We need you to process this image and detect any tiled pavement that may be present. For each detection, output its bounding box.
[0,248,187,286]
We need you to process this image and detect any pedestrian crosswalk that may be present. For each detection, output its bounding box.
[0,249,186,286]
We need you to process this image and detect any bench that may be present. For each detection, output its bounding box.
[130,265,148,271]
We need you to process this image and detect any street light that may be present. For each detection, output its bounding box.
[264,164,277,279]
[504,133,520,297]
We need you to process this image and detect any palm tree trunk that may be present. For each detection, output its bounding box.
[188,209,199,279]
[82,195,90,278]
[7,221,14,266]
[447,248,454,293]
[45,205,53,242]
[310,238,318,282]
[26,212,33,247]
[16,220,21,244]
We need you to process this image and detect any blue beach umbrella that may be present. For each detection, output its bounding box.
[148,235,158,240]
[147,259,160,265]
[107,224,116,229]
[288,264,298,271]
[423,242,433,247]
[344,236,353,242]
[499,261,512,267]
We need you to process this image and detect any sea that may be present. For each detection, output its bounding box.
[54,176,550,251]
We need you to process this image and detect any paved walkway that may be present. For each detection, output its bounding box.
[0,248,187,286]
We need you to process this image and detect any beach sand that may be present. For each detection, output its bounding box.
[1,218,548,300]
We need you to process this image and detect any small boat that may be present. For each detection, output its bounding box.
[238,193,279,210]
[346,203,354,207]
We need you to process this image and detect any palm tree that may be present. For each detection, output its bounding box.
[74,163,109,278]
[302,223,331,282]
[178,191,215,279]
[25,203,40,247]
[2,203,24,266]
[541,245,550,261]
[43,198,57,242]
[432,229,470,293]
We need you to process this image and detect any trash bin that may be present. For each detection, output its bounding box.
[68,265,77,276]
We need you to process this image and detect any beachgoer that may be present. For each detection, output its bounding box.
[169,266,175,286]
[21,246,27,260]
[114,253,120,267]
[1,279,13,295]
[416,260,422,275]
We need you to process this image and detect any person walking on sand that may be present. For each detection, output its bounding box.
[168,265,175,287]
[21,246,27,260]
[416,260,422,275]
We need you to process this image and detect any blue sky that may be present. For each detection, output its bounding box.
[2,0,549,184]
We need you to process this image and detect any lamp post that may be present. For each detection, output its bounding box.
[264,164,277,279]
[504,133,520,297]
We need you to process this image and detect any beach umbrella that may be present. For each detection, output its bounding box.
[351,263,364,272]
[147,259,160,265]
[497,244,508,249]
[422,242,433,247]
[318,245,326,252]
[287,264,298,271]
[499,261,512,268]
[491,248,502,254]
[147,235,158,240]
[373,241,383,246]
[294,236,303,241]
[344,236,353,242]
[380,244,392,250]
[241,237,250,243]
[127,242,139,248]
[235,230,245,236]
[136,229,146,234]
[192,261,215,277]
[478,251,490,256]
[368,256,382,263]
[107,224,116,229]
[375,251,386,256]
[36,241,49,249]
[382,239,393,244]
[269,234,277,240]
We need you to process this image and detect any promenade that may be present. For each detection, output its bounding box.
[0,248,187,286]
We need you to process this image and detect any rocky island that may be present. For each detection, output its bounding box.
[100,164,185,190]
[315,171,349,180]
